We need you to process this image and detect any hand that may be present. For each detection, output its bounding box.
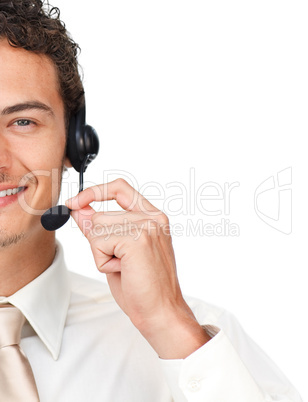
[66,178,210,358]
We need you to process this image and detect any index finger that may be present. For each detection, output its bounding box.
[66,178,161,216]
[70,205,95,239]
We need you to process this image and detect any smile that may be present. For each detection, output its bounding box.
[0,186,26,198]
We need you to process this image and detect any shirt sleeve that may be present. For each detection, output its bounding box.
[159,307,303,402]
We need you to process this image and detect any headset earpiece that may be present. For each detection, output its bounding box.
[66,105,99,172]
[41,103,99,231]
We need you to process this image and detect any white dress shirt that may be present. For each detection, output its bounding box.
[0,241,302,402]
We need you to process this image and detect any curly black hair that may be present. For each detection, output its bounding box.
[0,0,84,124]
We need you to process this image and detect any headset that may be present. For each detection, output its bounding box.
[41,104,99,231]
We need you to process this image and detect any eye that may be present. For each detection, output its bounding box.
[13,119,35,127]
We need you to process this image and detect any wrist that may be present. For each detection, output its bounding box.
[134,306,211,359]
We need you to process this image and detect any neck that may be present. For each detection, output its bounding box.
[0,231,56,297]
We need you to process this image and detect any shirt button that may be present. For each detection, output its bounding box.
[187,378,201,392]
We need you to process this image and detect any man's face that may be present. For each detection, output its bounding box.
[0,39,68,246]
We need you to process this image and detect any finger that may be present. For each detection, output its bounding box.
[65,178,160,216]
[90,210,166,228]
[70,205,96,238]
[89,220,157,272]
[89,230,130,272]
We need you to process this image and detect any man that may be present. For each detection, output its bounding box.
[0,1,302,401]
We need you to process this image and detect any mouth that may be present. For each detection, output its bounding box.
[0,186,26,198]
[0,186,28,209]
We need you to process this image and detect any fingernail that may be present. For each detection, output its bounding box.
[65,195,77,206]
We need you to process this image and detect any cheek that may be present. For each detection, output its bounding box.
[36,143,66,198]
[12,133,66,170]
[16,137,67,210]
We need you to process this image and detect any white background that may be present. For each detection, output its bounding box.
[54,1,307,399]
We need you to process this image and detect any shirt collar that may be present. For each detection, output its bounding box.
[4,240,71,361]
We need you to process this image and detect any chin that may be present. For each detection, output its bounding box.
[0,231,26,248]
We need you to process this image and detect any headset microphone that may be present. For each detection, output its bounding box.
[41,104,99,231]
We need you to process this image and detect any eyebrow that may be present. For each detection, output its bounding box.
[1,101,55,117]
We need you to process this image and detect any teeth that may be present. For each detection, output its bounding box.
[0,187,24,198]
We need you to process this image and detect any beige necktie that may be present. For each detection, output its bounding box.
[0,305,40,401]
